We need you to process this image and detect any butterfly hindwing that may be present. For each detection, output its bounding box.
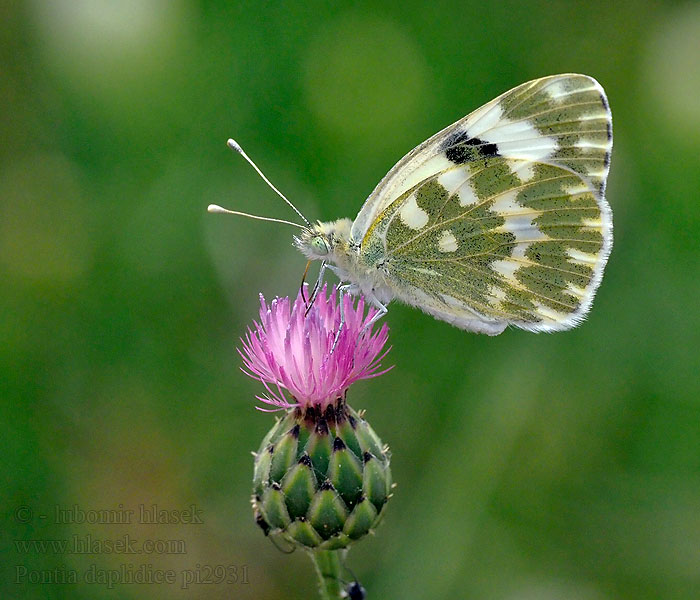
[356,74,612,332]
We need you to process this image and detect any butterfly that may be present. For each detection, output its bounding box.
[211,74,612,335]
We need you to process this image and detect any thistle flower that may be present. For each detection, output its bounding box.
[240,285,391,410]
[241,285,394,598]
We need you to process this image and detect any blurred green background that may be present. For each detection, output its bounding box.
[2,1,700,599]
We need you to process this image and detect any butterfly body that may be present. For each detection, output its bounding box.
[296,74,612,335]
[296,219,396,306]
[297,217,509,334]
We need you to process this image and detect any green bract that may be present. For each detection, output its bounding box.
[252,401,392,550]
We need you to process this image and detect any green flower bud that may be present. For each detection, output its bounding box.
[252,400,392,550]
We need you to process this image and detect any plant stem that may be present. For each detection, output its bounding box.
[308,549,343,599]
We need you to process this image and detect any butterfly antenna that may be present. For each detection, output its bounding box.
[207,204,305,228]
[227,138,311,227]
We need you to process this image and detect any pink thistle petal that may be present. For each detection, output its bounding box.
[238,284,392,410]
[255,403,289,413]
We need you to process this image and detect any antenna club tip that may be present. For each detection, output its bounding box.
[227,138,243,153]
[207,204,225,213]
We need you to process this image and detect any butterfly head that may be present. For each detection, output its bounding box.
[295,219,352,261]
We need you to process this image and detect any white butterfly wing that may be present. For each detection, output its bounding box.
[353,74,612,333]
[352,74,611,241]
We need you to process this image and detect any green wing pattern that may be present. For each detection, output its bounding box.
[359,74,612,332]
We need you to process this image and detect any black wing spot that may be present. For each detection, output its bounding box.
[606,121,612,141]
[443,129,500,164]
[469,137,500,158]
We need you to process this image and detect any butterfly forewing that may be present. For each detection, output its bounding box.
[357,74,612,332]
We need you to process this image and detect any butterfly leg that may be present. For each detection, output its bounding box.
[304,261,327,316]
[359,294,388,338]
[332,288,388,355]
[331,283,354,353]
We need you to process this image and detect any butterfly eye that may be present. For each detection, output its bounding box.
[311,236,330,255]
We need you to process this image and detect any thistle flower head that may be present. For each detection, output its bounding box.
[246,285,394,556]
[239,285,390,410]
